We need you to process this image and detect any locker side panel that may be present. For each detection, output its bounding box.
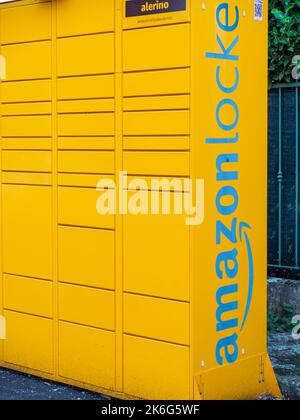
[191,0,274,399]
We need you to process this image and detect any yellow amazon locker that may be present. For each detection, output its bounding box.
[0,0,281,400]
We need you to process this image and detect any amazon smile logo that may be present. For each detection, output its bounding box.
[205,3,254,366]
[239,223,254,333]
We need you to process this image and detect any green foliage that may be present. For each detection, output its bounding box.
[269,0,300,85]
[268,302,295,333]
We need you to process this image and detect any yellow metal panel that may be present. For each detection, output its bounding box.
[123,69,190,97]
[190,0,271,380]
[59,321,115,389]
[1,80,51,103]
[1,102,52,116]
[2,151,52,173]
[123,24,190,72]
[58,137,114,151]
[58,151,114,174]
[57,75,114,100]
[58,174,115,188]
[123,151,190,176]
[124,208,190,301]
[2,115,52,137]
[2,172,52,186]
[2,185,53,280]
[123,136,190,151]
[126,176,190,193]
[124,294,189,346]
[124,335,190,400]
[123,95,190,112]
[2,138,52,151]
[2,41,51,81]
[3,311,53,374]
[59,283,115,330]
[3,274,52,318]
[0,2,51,44]
[58,99,114,114]
[58,187,115,230]
[58,225,115,289]
[58,113,114,137]
[124,110,190,136]
[57,34,114,77]
[195,356,266,400]
[57,0,114,37]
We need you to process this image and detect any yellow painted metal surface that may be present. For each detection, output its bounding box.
[0,0,280,400]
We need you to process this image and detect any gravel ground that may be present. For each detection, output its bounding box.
[0,333,298,400]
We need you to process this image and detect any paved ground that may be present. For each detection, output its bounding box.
[0,333,299,400]
[268,333,300,400]
[0,368,106,400]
